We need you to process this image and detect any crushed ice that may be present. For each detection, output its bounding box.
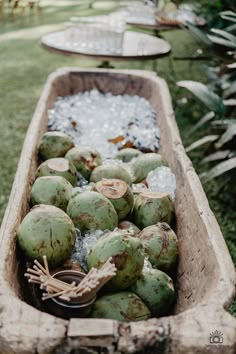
[70,229,108,272]
[146,166,176,201]
[132,182,147,193]
[50,90,177,270]
[143,257,153,272]
[48,90,159,158]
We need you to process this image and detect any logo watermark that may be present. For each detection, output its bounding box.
[209,330,223,344]
[204,330,231,353]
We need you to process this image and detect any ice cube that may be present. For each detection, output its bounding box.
[146,166,176,201]
[143,257,153,272]
[70,229,108,272]
[47,90,158,158]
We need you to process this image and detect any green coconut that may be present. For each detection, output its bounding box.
[132,191,175,229]
[67,191,118,232]
[87,230,144,290]
[30,176,73,211]
[38,131,74,160]
[36,157,77,186]
[118,221,140,235]
[65,146,102,180]
[90,164,132,185]
[131,268,175,316]
[116,148,142,163]
[94,179,134,221]
[90,292,151,321]
[132,153,167,183]
[17,204,76,267]
[139,222,178,271]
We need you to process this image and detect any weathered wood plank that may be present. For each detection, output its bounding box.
[0,68,235,353]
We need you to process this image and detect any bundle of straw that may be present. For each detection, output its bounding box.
[25,255,117,303]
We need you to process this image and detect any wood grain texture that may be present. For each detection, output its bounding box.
[0,68,235,353]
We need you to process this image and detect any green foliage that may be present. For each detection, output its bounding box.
[196,0,235,27]
[207,28,236,48]
[177,81,225,114]
[200,157,236,183]
[176,6,236,314]
[184,21,213,45]
[220,10,236,23]
[178,10,236,183]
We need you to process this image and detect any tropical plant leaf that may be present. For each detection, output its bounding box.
[177,80,225,114]
[207,34,236,48]
[220,11,236,23]
[211,119,236,127]
[200,157,236,183]
[184,21,212,46]
[215,124,236,149]
[223,81,236,98]
[210,28,236,45]
[200,150,232,164]
[189,111,215,134]
[225,23,236,32]
[185,135,219,153]
[205,66,219,81]
[227,62,236,69]
[220,11,236,16]
[219,72,233,89]
[223,99,236,106]
[227,50,236,56]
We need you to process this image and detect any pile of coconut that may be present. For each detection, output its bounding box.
[17,131,178,321]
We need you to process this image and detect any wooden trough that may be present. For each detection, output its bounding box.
[0,68,235,354]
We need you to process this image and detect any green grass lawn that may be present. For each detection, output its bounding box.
[0,0,235,313]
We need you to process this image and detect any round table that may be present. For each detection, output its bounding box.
[126,14,207,33]
[41,30,171,67]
